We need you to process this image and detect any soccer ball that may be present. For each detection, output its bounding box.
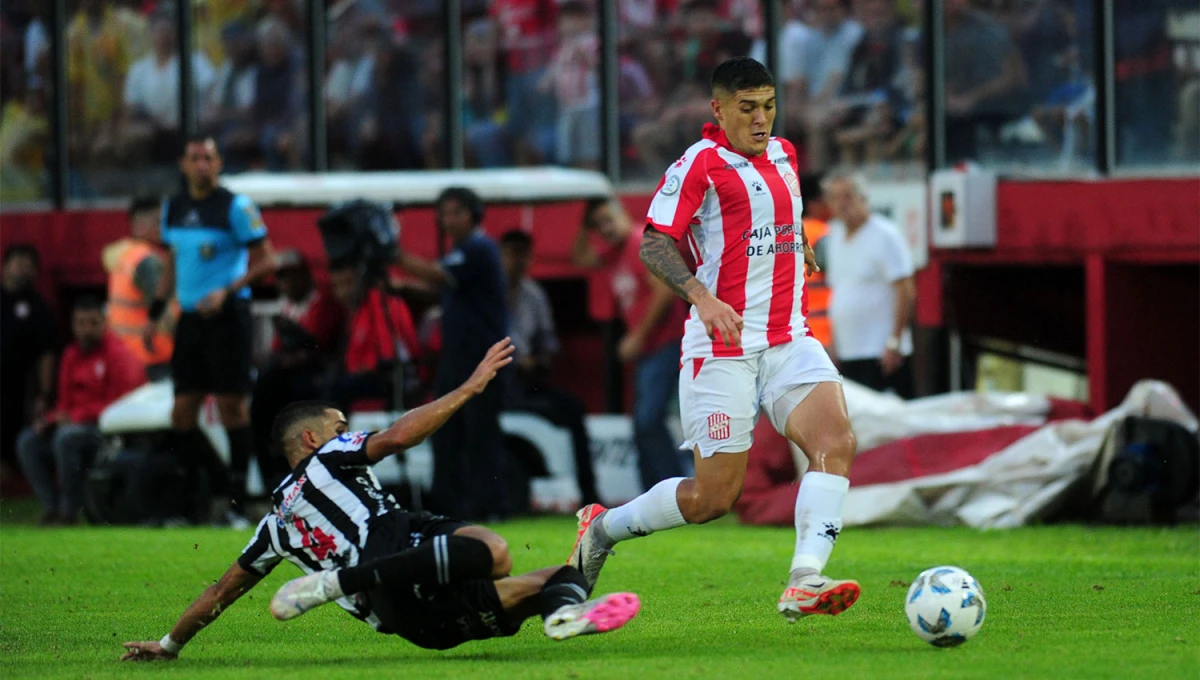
[904,566,986,647]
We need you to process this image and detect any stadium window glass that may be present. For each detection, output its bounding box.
[460,0,600,171]
[1110,1,1200,170]
[325,2,444,170]
[64,0,187,200]
[193,0,311,174]
[938,0,1095,176]
[0,0,55,207]
[617,0,759,183]
[783,0,927,180]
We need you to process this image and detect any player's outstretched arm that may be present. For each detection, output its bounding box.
[365,338,514,462]
[640,228,743,348]
[121,562,262,661]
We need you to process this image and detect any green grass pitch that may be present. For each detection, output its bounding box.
[1,517,1197,679]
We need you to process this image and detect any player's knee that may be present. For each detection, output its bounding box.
[485,536,512,578]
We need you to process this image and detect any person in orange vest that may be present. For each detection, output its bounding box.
[103,196,174,380]
[800,174,832,350]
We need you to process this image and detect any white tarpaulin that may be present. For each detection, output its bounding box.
[842,380,1198,528]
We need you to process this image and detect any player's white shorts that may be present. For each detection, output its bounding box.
[679,335,842,457]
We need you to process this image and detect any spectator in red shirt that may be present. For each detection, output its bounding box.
[251,251,345,489]
[491,0,559,164]
[572,198,689,490]
[326,261,421,413]
[16,296,144,525]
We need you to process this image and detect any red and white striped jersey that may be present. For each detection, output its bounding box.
[647,123,810,360]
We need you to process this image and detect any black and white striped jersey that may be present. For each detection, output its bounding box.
[237,431,399,628]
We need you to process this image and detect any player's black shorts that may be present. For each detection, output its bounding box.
[360,511,522,651]
[171,299,253,394]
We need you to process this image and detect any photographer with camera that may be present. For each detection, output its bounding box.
[393,187,510,521]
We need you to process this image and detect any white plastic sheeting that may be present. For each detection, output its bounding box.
[842,380,1198,528]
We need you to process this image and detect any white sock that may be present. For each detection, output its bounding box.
[602,478,687,542]
[790,471,850,574]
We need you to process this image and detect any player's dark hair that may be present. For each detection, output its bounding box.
[272,400,339,458]
[710,57,775,96]
[73,294,105,314]
[499,229,533,250]
[2,243,40,268]
[436,186,484,226]
[128,195,161,217]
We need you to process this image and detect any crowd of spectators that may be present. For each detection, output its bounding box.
[0,0,1196,195]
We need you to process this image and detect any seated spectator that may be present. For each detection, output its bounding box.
[326,261,422,413]
[942,0,1029,164]
[16,296,144,525]
[499,230,600,506]
[349,34,425,170]
[200,20,259,172]
[0,244,58,492]
[324,15,377,168]
[252,17,305,170]
[491,0,559,165]
[632,0,751,173]
[829,0,906,168]
[541,1,600,169]
[798,0,864,171]
[121,11,215,165]
[250,251,344,490]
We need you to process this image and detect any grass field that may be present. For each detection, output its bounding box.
[1,513,1197,680]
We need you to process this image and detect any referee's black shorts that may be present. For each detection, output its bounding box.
[361,511,523,650]
[171,299,254,395]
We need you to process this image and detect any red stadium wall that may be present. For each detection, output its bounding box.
[2,178,1197,415]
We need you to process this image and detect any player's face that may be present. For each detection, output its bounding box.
[299,409,349,454]
[713,86,776,157]
[180,140,222,193]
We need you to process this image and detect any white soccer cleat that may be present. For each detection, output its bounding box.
[544,592,641,641]
[566,504,614,594]
[270,570,345,621]
[777,571,861,622]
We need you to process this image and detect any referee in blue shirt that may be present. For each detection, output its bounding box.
[396,187,509,520]
[148,135,277,524]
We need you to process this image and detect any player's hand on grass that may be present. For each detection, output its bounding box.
[462,338,515,396]
[695,294,743,348]
[120,641,177,662]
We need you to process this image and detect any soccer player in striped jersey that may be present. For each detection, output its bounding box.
[121,339,640,661]
[569,57,862,622]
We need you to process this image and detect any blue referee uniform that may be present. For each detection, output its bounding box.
[162,186,267,394]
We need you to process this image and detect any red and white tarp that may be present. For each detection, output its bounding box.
[737,380,1198,529]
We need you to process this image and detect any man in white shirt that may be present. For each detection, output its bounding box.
[821,173,916,398]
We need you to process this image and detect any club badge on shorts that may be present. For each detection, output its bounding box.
[708,412,731,441]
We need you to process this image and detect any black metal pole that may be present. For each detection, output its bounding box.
[177,0,195,138]
[1094,0,1114,173]
[599,0,620,181]
[923,0,944,171]
[49,0,68,207]
[309,0,327,171]
[764,0,783,138]
[444,0,464,169]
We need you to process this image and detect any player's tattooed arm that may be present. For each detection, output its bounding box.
[640,227,706,304]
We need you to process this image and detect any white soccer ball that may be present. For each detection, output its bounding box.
[904,566,986,647]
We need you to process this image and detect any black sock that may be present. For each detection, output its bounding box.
[539,566,589,620]
[337,535,494,595]
[225,425,253,512]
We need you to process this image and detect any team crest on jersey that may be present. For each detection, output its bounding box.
[708,412,731,441]
[661,175,682,196]
[783,172,802,197]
